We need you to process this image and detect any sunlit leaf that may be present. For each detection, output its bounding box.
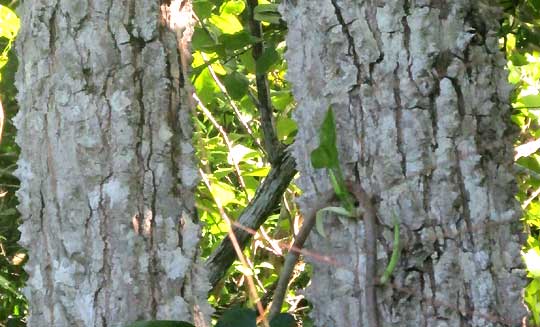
[194,68,220,105]
[210,180,238,206]
[220,0,246,15]
[0,5,20,39]
[228,144,256,165]
[276,117,297,141]
[243,167,271,177]
[519,94,540,108]
[524,248,540,277]
[235,264,254,276]
[209,13,244,34]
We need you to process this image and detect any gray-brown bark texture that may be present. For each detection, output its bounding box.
[282,1,526,326]
[15,1,211,326]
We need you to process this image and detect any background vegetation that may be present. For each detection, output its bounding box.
[1,0,540,325]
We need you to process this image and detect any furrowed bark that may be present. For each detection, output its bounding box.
[15,1,211,325]
[282,0,526,326]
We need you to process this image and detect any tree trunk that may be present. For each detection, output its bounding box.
[14,1,210,326]
[282,1,526,326]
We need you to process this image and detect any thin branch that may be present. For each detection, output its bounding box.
[200,169,269,327]
[246,0,283,165]
[200,52,265,154]
[515,138,540,160]
[194,93,249,197]
[206,150,297,287]
[523,186,540,209]
[268,192,335,320]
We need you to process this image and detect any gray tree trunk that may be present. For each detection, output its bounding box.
[14,1,211,326]
[282,1,526,326]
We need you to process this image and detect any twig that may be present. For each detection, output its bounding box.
[194,93,249,198]
[515,138,540,160]
[246,0,283,165]
[206,150,297,287]
[199,52,265,154]
[523,186,540,209]
[199,169,270,327]
[268,193,335,320]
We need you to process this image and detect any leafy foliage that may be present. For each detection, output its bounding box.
[0,3,25,326]
[500,0,540,324]
[0,0,540,325]
[191,0,306,320]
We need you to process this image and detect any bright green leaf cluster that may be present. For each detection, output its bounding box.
[0,5,19,80]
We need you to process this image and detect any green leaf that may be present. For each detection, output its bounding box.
[271,91,294,111]
[254,4,282,24]
[270,313,297,327]
[227,144,256,165]
[193,0,214,19]
[519,94,540,108]
[256,46,280,74]
[219,31,258,50]
[310,107,339,169]
[0,274,20,297]
[192,27,218,52]
[126,321,195,327]
[0,5,20,39]
[510,53,529,66]
[220,0,246,15]
[517,155,540,176]
[210,180,239,206]
[243,167,271,177]
[222,71,249,100]
[193,68,220,105]
[276,117,297,141]
[209,13,244,34]
[525,247,540,278]
[239,51,256,74]
[215,308,257,327]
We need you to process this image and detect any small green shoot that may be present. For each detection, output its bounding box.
[379,214,400,285]
[310,106,356,237]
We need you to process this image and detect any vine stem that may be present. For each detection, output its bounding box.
[268,193,335,320]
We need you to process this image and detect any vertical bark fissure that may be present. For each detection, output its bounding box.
[16,0,210,325]
[39,188,55,323]
[96,172,113,325]
[282,1,525,325]
[393,64,407,176]
[449,77,475,248]
[329,0,362,86]
[365,2,384,83]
